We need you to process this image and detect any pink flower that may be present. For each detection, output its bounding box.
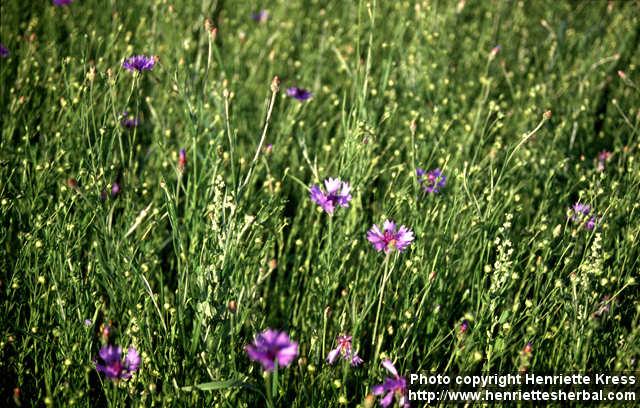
[245,329,299,372]
[95,345,140,380]
[310,178,352,214]
[326,335,364,367]
[372,360,409,407]
[367,220,414,253]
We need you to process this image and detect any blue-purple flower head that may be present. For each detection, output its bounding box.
[245,329,298,372]
[416,167,446,194]
[286,87,312,101]
[326,335,364,367]
[367,220,414,254]
[0,43,9,58]
[120,111,140,129]
[122,55,156,73]
[53,0,73,6]
[569,201,597,231]
[310,178,352,214]
[372,360,409,408]
[95,345,141,380]
[251,10,269,23]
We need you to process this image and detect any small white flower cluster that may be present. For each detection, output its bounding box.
[489,213,515,296]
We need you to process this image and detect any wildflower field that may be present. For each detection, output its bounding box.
[1,0,639,407]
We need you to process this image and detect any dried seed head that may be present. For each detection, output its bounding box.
[87,66,96,83]
[271,76,280,93]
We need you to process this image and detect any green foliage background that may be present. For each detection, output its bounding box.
[1,0,639,406]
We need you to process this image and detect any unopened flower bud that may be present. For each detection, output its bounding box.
[460,320,469,334]
[489,45,501,60]
[178,148,187,171]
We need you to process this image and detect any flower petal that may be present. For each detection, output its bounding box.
[381,359,398,377]
[326,347,341,364]
[276,342,299,367]
[382,220,396,233]
[380,391,395,407]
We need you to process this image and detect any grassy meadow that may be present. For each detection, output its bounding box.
[1,0,639,406]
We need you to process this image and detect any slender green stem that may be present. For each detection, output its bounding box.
[372,252,391,360]
[264,373,275,408]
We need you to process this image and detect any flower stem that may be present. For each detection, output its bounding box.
[265,371,275,408]
[372,252,391,360]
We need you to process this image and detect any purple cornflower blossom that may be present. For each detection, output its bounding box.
[372,360,409,408]
[111,182,121,198]
[120,111,140,129]
[245,329,298,372]
[367,220,414,254]
[326,335,364,367]
[122,55,156,73]
[95,345,141,380]
[570,202,591,221]
[310,178,352,214]
[251,10,269,23]
[597,150,612,171]
[286,87,312,101]
[84,319,92,326]
[53,0,73,6]
[416,167,446,194]
[569,201,597,231]
[0,43,9,58]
